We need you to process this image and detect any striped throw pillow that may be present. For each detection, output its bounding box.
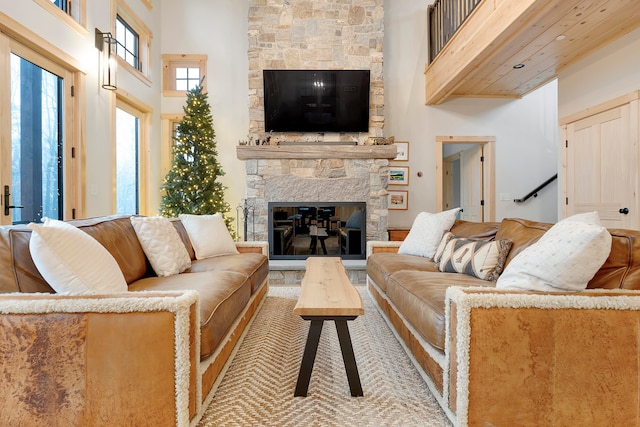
[438,237,512,281]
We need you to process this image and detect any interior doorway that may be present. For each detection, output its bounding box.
[436,136,496,222]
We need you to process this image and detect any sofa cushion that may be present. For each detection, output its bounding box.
[188,253,269,294]
[179,214,238,260]
[495,218,552,267]
[367,253,438,293]
[496,213,611,292]
[386,270,488,351]
[398,208,460,258]
[28,219,128,295]
[438,237,512,281]
[72,215,149,284]
[450,220,501,240]
[130,216,191,277]
[128,270,251,360]
[588,228,640,290]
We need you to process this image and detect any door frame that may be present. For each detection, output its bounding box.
[435,136,496,222]
[0,14,84,224]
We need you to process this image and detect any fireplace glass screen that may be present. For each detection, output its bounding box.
[268,202,366,260]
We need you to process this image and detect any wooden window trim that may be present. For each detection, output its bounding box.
[32,0,87,35]
[114,0,153,86]
[162,54,207,97]
[114,90,152,215]
[0,13,84,221]
[161,113,184,178]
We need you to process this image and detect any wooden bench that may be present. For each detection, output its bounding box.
[293,257,365,397]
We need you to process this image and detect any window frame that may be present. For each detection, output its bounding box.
[162,54,207,97]
[114,92,152,215]
[0,17,84,223]
[113,0,152,86]
[32,0,87,34]
[160,113,184,178]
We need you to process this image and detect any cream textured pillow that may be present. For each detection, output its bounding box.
[496,212,612,292]
[130,216,191,277]
[28,218,128,294]
[438,237,512,281]
[398,208,461,259]
[179,213,239,259]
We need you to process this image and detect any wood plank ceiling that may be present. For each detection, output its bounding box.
[424,0,640,105]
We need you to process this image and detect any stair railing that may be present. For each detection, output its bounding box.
[513,174,558,203]
[428,0,483,63]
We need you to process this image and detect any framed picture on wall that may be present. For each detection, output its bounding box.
[388,190,408,210]
[389,166,410,185]
[394,142,409,161]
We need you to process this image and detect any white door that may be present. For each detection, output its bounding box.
[460,145,483,221]
[565,102,637,229]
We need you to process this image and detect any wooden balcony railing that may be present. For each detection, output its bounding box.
[428,0,482,63]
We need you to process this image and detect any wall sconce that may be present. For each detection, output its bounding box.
[95,28,117,90]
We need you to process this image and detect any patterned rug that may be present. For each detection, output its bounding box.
[198,286,451,426]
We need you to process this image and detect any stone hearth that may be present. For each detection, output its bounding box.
[237,144,397,243]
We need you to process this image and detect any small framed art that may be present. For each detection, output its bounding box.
[389,166,410,185]
[394,142,409,161]
[388,190,408,210]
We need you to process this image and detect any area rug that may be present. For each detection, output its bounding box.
[198,286,451,426]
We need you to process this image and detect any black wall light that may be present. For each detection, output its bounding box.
[95,28,117,90]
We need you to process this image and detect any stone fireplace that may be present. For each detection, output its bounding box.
[237,144,397,247]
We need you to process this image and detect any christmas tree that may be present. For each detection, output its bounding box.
[160,84,234,233]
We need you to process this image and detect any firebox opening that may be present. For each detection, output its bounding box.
[268,202,366,260]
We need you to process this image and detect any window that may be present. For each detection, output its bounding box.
[0,28,81,225]
[161,113,184,177]
[33,0,86,32]
[114,0,152,84]
[115,96,151,215]
[116,15,139,70]
[162,55,207,96]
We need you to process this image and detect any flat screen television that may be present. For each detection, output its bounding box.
[263,69,370,133]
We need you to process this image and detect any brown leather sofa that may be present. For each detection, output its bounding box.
[367,218,640,426]
[0,215,269,427]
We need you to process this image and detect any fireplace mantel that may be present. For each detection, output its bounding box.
[237,144,398,160]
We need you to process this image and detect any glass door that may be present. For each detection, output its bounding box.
[6,53,63,224]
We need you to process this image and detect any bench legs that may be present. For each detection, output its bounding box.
[294,316,363,397]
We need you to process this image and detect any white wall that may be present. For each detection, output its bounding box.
[383,0,559,227]
[160,0,249,225]
[558,26,640,119]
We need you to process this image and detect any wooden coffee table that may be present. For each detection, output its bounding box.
[293,257,364,397]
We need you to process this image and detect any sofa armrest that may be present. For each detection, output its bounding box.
[366,240,402,257]
[445,287,640,426]
[235,241,268,256]
[0,290,199,427]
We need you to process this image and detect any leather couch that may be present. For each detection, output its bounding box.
[367,218,640,426]
[0,215,269,427]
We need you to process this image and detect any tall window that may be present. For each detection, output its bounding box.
[115,96,151,215]
[115,107,139,214]
[116,15,139,70]
[0,32,79,226]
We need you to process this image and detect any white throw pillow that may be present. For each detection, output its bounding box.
[130,216,191,277]
[398,208,461,259]
[496,212,612,292]
[179,213,239,259]
[28,218,128,294]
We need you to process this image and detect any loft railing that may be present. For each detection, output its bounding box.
[428,0,483,63]
[514,174,558,203]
